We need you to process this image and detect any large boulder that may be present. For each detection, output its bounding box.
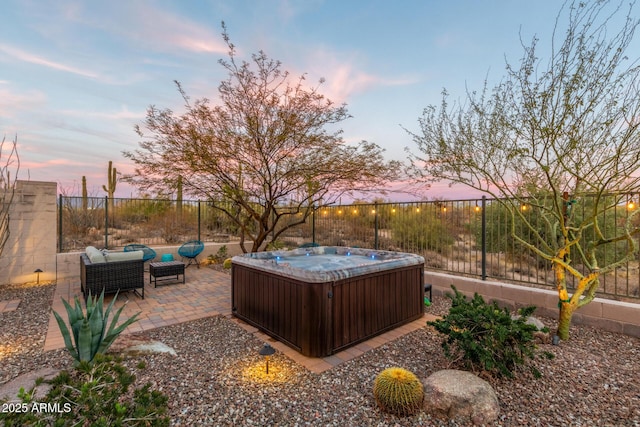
[511,315,551,343]
[422,369,499,425]
[510,314,545,331]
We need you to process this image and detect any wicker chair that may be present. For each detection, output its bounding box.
[124,244,157,262]
[80,254,145,301]
[178,240,204,268]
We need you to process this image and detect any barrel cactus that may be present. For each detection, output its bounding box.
[373,367,424,416]
[223,258,233,269]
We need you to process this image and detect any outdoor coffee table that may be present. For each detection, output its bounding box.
[149,261,186,287]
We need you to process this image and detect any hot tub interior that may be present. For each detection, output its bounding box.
[233,246,424,281]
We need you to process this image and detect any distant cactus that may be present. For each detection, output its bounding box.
[373,367,424,416]
[82,176,88,211]
[102,161,117,213]
[102,161,117,198]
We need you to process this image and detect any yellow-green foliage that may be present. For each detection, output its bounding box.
[223,258,232,269]
[373,367,424,416]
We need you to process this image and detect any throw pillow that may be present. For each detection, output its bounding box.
[85,246,106,264]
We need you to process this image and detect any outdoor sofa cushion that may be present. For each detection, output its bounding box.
[104,250,143,262]
[85,246,106,264]
[85,246,144,263]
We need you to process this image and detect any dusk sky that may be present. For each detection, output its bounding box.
[1,1,631,200]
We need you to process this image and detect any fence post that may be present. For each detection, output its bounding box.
[58,194,63,252]
[198,201,201,241]
[104,196,109,249]
[374,202,379,249]
[312,205,316,244]
[481,195,487,280]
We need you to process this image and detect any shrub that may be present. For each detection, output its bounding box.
[390,210,453,254]
[265,239,286,250]
[213,245,228,262]
[205,246,230,266]
[428,286,541,378]
[373,367,424,416]
[0,354,169,426]
[53,290,140,364]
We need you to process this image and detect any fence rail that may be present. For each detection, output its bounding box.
[57,196,239,252]
[58,195,640,300]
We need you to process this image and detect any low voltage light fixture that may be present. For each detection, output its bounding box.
[34,268,43,284]
[259,343,276,374]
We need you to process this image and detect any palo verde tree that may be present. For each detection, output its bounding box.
[406,0,640,340]
[125,24,400,252]
[0,135,19,258]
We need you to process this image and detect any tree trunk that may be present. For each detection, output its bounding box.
[556,301,577,340]
[554,256,574,340]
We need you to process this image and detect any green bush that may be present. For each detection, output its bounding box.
[265,239,287,250]
[428,286,541,378]
[471,196,634,269]
[390,209,453,253]
[0,354,169,426]
[213,245,228,262]
[116,198,172,223]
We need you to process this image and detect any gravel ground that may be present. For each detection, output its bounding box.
[1,281,640,426]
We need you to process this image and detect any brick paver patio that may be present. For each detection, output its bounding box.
[45,267,435,373]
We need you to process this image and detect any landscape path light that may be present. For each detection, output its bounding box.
[34,268,43,284]
[259,343,276,374]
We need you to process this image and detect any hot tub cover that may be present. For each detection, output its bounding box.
[231,246,425,282]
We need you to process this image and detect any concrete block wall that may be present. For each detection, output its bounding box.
[0,181,57,285]
[425,271,640,338]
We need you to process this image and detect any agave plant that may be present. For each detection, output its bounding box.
[53,290,140,364]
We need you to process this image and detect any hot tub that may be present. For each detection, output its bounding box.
[231,246,424,357]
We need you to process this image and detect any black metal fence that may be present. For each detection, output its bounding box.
[57,196,240,252]
[58,195,640,300]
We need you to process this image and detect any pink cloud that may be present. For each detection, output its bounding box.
[0,86,47,119]
[302,49,419,103]
[86,2,227,55]
[27,1,227,58]
[58,107,145,121]
[29,158,79,168]
[0,44,99,79]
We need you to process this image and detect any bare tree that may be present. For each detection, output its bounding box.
[1,135,20,258]
[125,25,400,252]
[406,1,640,340]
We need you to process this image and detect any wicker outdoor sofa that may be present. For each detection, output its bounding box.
[80,247,145,301]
